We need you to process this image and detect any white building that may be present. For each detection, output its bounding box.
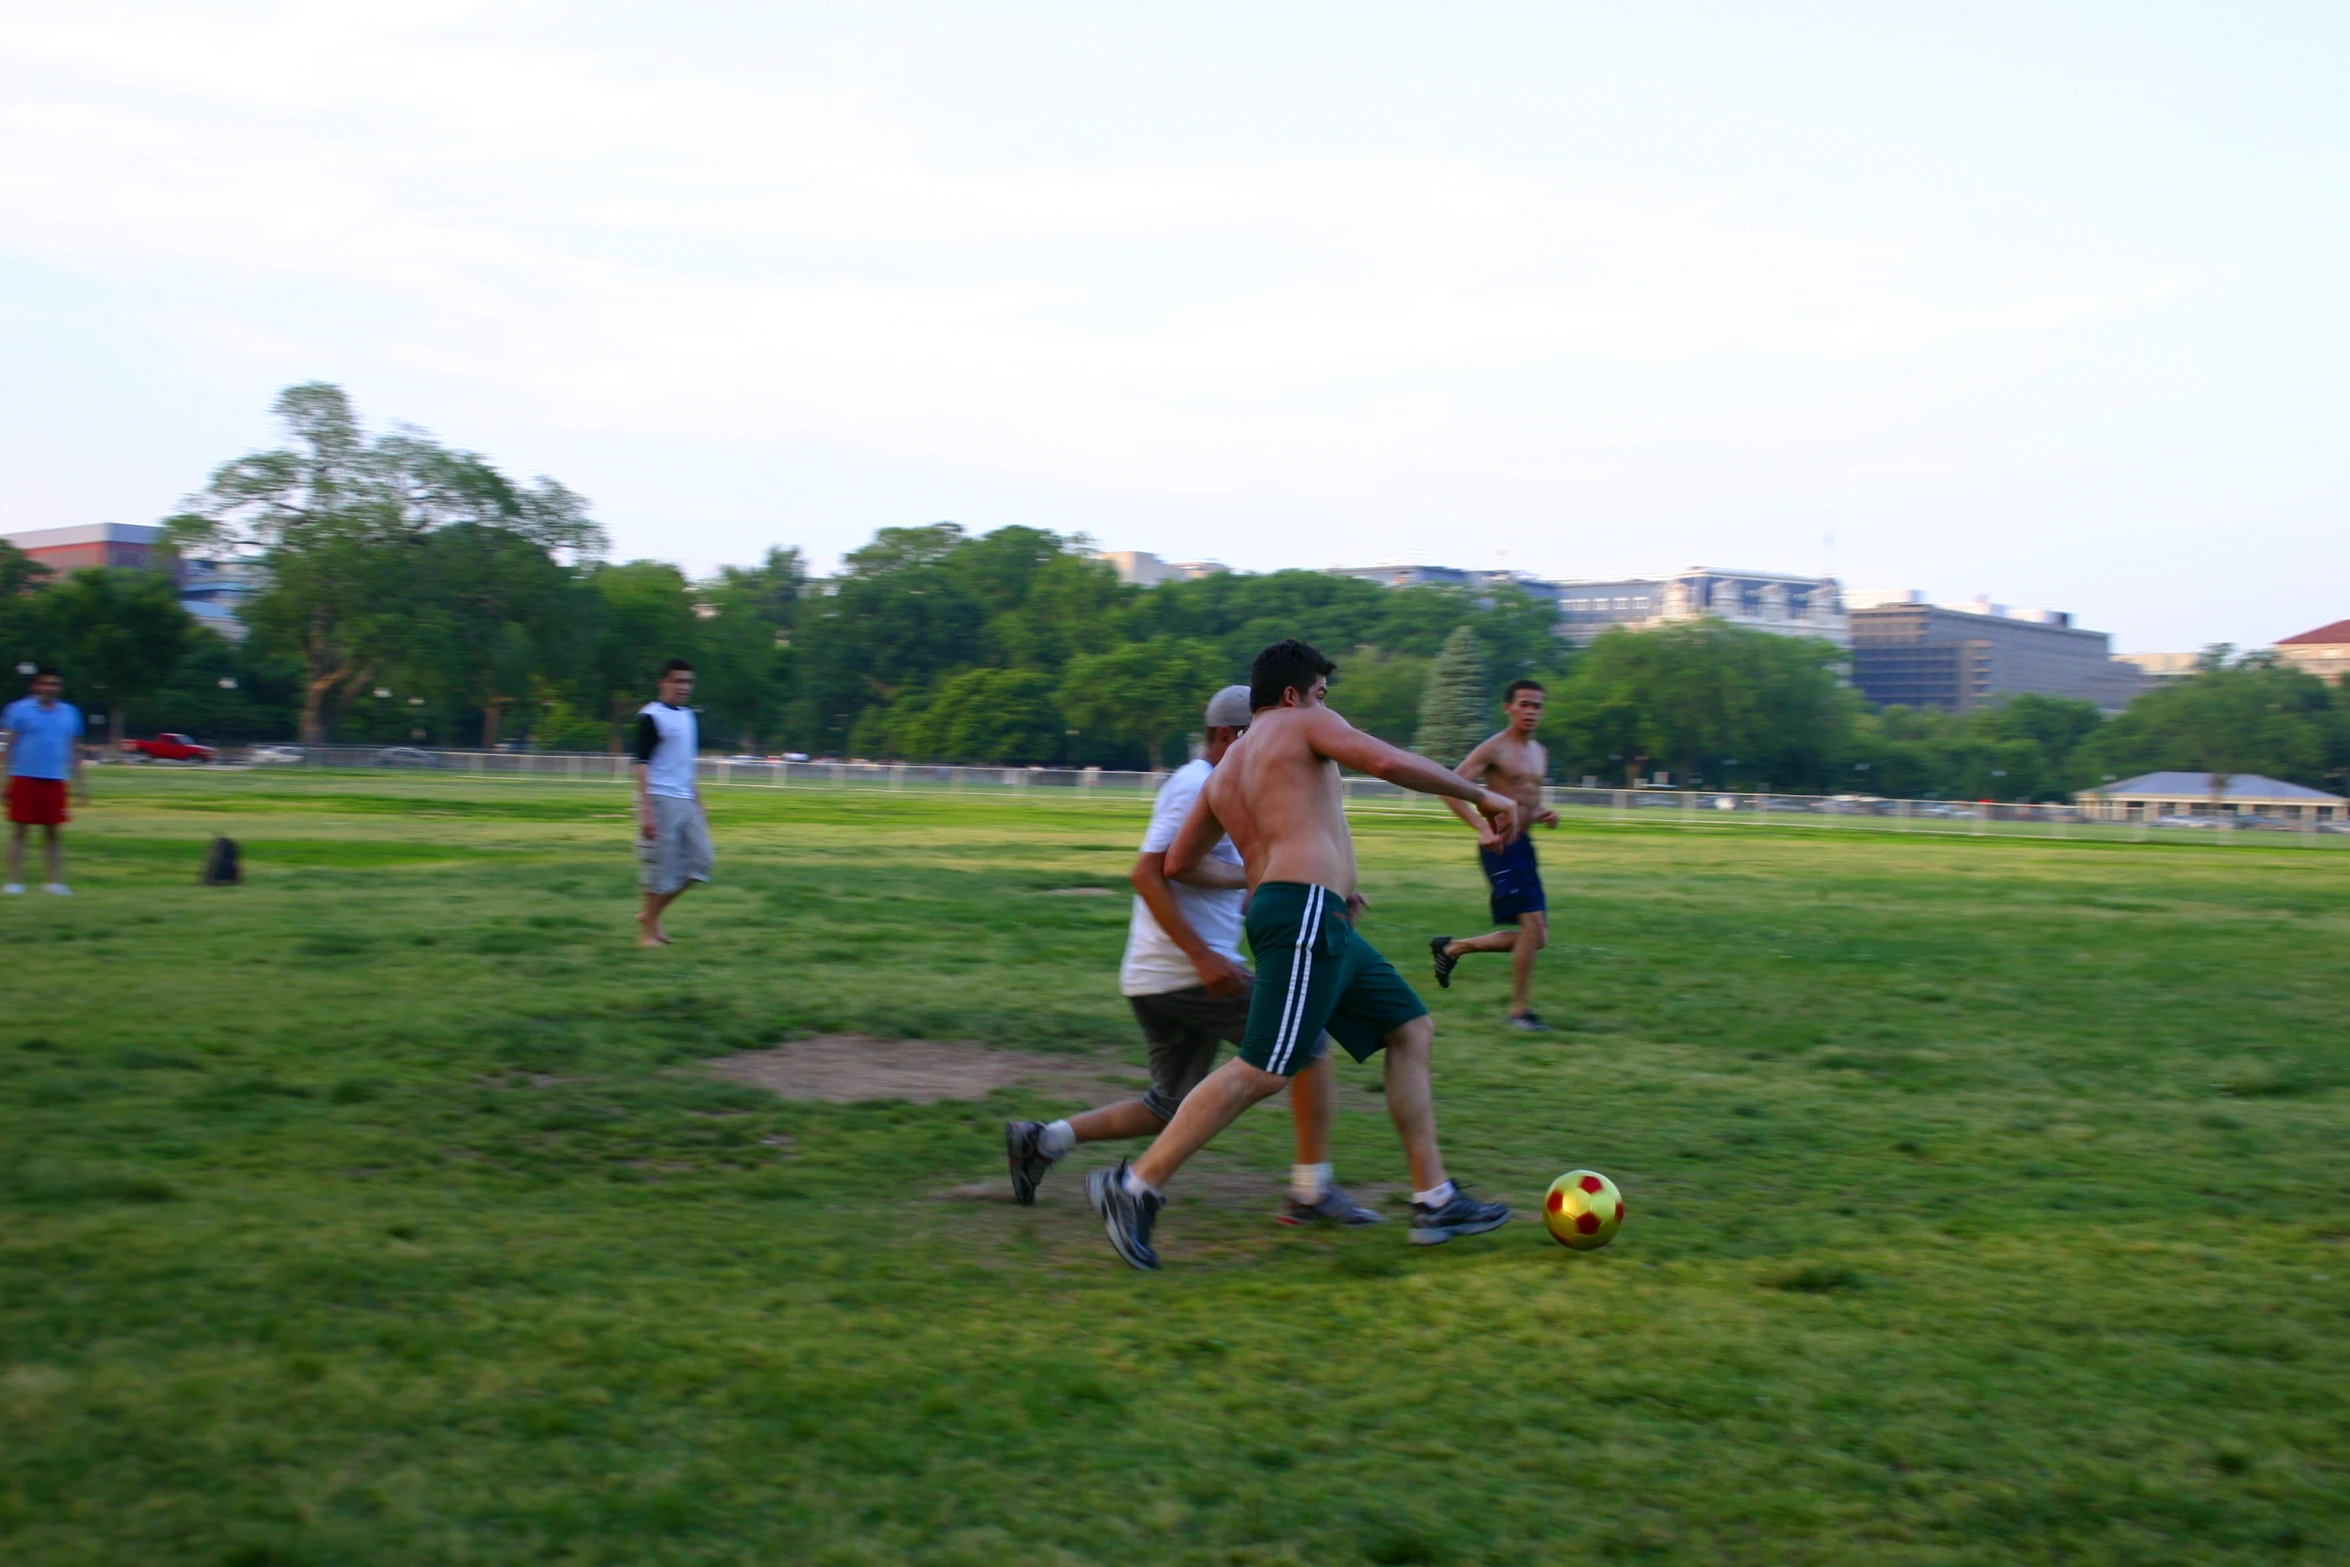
[1096,550,1229,587]
[1549,568,1848,647]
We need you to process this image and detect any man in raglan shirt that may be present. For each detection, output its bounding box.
[1004,684,1380,1225]
[632,658,712,946]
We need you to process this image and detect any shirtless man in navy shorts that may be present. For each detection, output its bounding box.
[1427,679,1559,1030]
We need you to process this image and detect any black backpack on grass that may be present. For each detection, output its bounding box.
[201,836,241,886]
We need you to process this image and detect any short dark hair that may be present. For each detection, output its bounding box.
[1249,640,1336,712]
[660,658,694,677]
[1504,678,1545,702]
[31,665,60,681]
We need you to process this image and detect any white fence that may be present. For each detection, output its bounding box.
[203,745,2350,848]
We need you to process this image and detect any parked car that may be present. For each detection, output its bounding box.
[373,746,438,768]
[248,744,306,765]
[777,752,810,763]
[723,753,766,764]
[123,733,215,762]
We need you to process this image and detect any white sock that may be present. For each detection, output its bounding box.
[1038,1120,1076,1158]
[1122,1167,1161,1201]
[1413,1180,1456,1208]
[1291,1163,1332,1204]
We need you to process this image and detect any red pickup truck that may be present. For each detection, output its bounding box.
[123,733,215,763]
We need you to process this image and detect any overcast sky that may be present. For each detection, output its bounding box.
[3,2,2343,651]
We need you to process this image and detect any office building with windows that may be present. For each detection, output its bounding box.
[1848,594,2143,712]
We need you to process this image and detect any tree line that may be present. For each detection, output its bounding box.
[3,383,2345,798]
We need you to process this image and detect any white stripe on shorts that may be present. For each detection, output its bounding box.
[1269,885,1326,1074]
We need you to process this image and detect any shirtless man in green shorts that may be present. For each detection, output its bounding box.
[1086,639,1521,1269]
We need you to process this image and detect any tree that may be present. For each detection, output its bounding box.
[2084,653,2334,798]
[1057,637,1227,768]
[1327,647,1430,749]
[695,548,804,752]
[1413,625,1489,763]
[578,562,701,750]
[895,667,1066,765]
[1544,622,1851,789]
[46,569,194,744]
[165,383,602,744]
[0,541,59,676]
[406,523,588,747]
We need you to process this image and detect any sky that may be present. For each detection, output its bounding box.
[2,2,2344,653]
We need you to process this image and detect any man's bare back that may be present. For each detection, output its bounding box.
[1178,677,1517,893]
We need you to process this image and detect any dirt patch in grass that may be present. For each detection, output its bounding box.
[710,1033,1149,1105]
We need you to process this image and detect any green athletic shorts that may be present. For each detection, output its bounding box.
[1240,882,1429,1076]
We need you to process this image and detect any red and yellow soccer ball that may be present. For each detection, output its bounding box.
[1544,1169,1623,1251]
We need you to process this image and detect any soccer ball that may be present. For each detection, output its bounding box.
[1544,1169,1623,1250]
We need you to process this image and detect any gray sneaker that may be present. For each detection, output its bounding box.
[1505,1012,1548,1033]
[1004,1120,1056,1206]
[1085,1160,1164,1270]
[1409,1186,1512,1246]
[1276,1185,1384,1226]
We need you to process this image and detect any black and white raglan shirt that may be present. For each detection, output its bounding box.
[631,702,700,799]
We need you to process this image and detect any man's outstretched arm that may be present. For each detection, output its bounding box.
[1306,709,1518,839]
[1440,736,1498,841]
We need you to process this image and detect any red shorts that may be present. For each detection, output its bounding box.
[6,776,69,826]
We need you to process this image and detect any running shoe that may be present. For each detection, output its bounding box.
[1276,1185,1384,1226]
[1085,1159,1164,1270]
[1004,1120,1056,1206]
[1428,935,1458,989]
[1409,1187,1512,1246]
[1505,1012,1548,1032]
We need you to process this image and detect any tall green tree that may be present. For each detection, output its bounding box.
[1545,622,1850,789]
[165,383,602,744]
[1057,637,1228,769]
[46,568,195,744]
[1413,625,1489,763]
[406,523,589,748]
[695,548,804,752]
[578,562,701,750]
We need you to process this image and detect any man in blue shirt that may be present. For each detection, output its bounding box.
[3,667,88,896]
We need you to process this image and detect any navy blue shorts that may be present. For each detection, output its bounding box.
[1478,834,1546,925]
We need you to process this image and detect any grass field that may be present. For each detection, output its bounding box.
[3,769,2346,1565]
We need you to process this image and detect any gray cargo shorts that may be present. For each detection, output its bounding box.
[1127,978,1255,1122]
[638,793,714,895]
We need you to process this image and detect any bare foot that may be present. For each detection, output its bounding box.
[636,912,665,948]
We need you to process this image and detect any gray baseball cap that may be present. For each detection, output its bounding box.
[1204,684,1254,729]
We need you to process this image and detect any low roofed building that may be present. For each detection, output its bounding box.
[2077,771,2344,823]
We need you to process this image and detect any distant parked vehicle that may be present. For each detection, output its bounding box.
[373,746,438,768]
[123,733,215,763]
[778,752,811,763]
[248,745,306,765]
[2152,814,2219,829]
[723,754,766,764]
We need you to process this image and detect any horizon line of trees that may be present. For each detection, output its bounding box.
[4,383,2346,801]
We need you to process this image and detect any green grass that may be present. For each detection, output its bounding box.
[3,770,2347,1565]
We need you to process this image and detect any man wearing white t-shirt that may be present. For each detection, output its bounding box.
[1005,686,1379,1226]
[632,658,712,946]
